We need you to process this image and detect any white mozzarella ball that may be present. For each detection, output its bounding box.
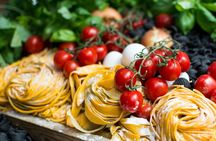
[121,43,148,66]
[103,51,122,67]
[179,72,190,81]
[166,80,175,87]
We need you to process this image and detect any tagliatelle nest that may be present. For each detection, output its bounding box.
[0,50,71,123]
[150,86,216,141]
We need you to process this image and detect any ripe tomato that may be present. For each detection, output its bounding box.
[136,104,153,119]
[132,19,145,29]
[25,35,44,54]
[210,89,216,103]
[208,61,216,80]
[102,31,115,43]
[115,68,136,91]
[176,51,190,72]
[150,49,166,65]
[194,74,216,98]
[155,13,173,28]
[77,47,98,66]
[81,26,99,41]
[59,42,76,52]
[106,34,123,52]
[134,59,157,80]
[120,91,143,113]
[54,50,73,69]
[144,77,168,102]
[63,60,80,78]
[159,59,181,81]
[93,44,108,61]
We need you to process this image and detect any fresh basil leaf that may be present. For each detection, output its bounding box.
[211,30,216,41]
[176,11,195,34]
[175,0,196,11]
[147,0,175,15]
[13,47,22,60]
[11,25,30,48]
[76,7,90,16]
[95,0,108,10]
[0,16,15,29]
[58,7,72,20]
[0,54,7,67]
[196,4,216,33]
[2,48,14,64]
[50,29,76,42]
[202,2,216,12]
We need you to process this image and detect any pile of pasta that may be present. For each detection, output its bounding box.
[150,86,216,141]
[0,50,71,123]
[1,51,216,141]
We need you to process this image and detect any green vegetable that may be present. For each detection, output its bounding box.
[176,11,195,34]
[175,0,196,11]
[50,29,76,42]
[202,2,216,12]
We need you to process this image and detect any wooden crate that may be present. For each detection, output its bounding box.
[0,111,109,141]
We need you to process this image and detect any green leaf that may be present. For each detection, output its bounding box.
[0,16,15,29]
[58,7,72,20]
[0,54,7,67]
[175,0,196,11]
[76,7,90,16]
[176,11,195,34]
[211,30,216,41]
[196,4,216,33]
[50,29,76,42]
[202,2,216,12]
[11,25,30,48]
[95,0,108,10]
[2,48,14,64]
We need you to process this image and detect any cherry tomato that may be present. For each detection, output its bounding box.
[159,59,181,81]
[120,91,143,113]
[150,49,166,65]
[176,51,191,72]
[102,31,115,43]
[210,89,216,103]
[93,44,108,61]
[77,47,98,66]
[25,35,44,54]
[132,19,145,29]
[136,104,153,119]
[194,74,216,98]
[81,26,99,41]
[63,60,80,78]
[59,42,76,52]
[155,13,173,28]
[54,50,73,69]
[106,34,123,52]
[144,77,168,102]
[208,61,216,80]
[115,68,136,91]
[134,59,157,80]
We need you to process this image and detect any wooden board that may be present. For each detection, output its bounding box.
[0,111,110,141]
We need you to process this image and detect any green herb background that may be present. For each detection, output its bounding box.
[0,0,215,67]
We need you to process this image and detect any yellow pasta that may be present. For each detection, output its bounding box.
[150,86,216,141]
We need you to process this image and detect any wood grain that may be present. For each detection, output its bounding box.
[0,111,109,141]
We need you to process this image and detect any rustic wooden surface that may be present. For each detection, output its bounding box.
[0,111,109,141]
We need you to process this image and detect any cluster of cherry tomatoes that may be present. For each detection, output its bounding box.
[53,26,131,77]
[195,61,216,103]
[114,46,191,119]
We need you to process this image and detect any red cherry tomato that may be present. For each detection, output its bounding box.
[159,59,181,81]
[120,91,143,113]
[93,44,108,61]
[54,50,73,69]
[176,51,191,72]
[208,61,216,80]
[134,59,157,80]
[81,26,99,41]
[194,74,216,98]
[136,104,153,119]
[102,31,115,43]
[150,49,166,65]
[63,60,80,78]
[144,77,168,102]
[132,19,145,29]
[59,42,76,52]
[210,89,216,103]
[25,35,44,54]
[115,68,136,91]
[106,34,123,52]
[155,13,173,28]
[77,47,98,66]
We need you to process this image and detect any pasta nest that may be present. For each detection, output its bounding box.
[150,86,216,141]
